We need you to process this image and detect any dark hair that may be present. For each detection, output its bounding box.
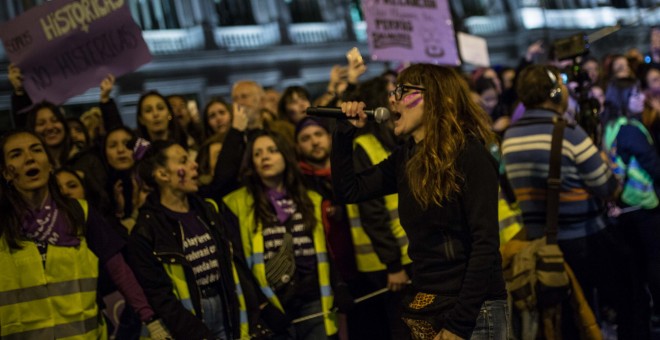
[202,97,233,140]
[516,65,561,109]
[66,117,90,147]
[278,86,311,122]
[639,63,660,90]
[349,76,399,149]
[26,101,72,167]
[241,130,316,232]
[102,126,138,218]
[136,140,178,192]
[475,77,498,95]
[0,130,84,250]
[136,91,187,146]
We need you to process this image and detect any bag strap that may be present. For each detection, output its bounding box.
[546,117,566,244]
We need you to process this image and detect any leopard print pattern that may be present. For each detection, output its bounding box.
[402,317,437,340]
[409,292,436,309]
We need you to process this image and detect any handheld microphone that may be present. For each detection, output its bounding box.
[305,107,390,123]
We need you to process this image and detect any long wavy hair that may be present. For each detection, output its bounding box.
[241,130,316,232]
[0,130,84,250]
[398,64,495,209]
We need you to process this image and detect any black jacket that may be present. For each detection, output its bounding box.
[331,121,507,339]
[127,193,267,339]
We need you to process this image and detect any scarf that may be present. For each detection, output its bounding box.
[266,188,295,224]
[22,195,80,246]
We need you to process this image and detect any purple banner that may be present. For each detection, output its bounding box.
[362,0,460,65]
[0,0,152,105]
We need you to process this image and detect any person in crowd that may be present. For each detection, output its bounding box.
[67,117,90,150]
[474,77,511,134]
[136,91,188,147]
[609,62,660,323]
[264,88,282,119]
[53,166,154,339]
[502,64,648,339]
[232,80,296,145]
[197,100,249,204]
[128,139,286,339]
[332,64,509,340]
[197,98,234,186]
[581,56,603,88]
[167,94,204,149]
[279,86,312,125]
[101,126,152,232]
[0,130,171,340]
[223,130,351,339]
[80,107,105,146]
[25,102,110,211]
[641,63,660,152]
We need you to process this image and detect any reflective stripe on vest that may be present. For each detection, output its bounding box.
[498,189,524,245]
[206,198,250,339]
[604,117,659,209]
[346,134,411,272]
[224,188,338,336]
[0,237,102,340]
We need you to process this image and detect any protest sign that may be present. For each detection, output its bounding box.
[457,32,490,67]
[362,0,460,65]
[0,0,152,105]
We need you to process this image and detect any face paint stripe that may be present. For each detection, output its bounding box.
[404,93,424,109]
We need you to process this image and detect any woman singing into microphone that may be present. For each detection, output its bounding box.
[331,64,509,340]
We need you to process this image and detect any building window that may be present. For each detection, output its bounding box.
[215,0,257,26]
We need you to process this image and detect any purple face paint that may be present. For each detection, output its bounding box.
[177,168,186,184]
[402,92,423,109]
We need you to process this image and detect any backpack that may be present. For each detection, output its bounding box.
[603,117,659,209]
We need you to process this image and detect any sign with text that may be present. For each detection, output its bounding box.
[362,0,460,65]
[0,0,152,105]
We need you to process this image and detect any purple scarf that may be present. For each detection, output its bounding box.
[22,195,80,246]
[266,188,295,224]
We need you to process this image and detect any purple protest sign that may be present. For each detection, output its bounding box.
[362,0,460,65]
[0,0,152,105]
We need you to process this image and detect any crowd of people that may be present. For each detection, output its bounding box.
[1,38,659,340]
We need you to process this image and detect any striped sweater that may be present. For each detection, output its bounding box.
[502,109,619,240]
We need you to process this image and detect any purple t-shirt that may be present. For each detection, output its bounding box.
[165,209,221,290]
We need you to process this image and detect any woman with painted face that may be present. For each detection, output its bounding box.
[128,140,285,339]
[223,130,350,340]
[0,130,171,340]
[331,64,509,340]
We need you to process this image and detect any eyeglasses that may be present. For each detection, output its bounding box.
[389,84,426,101]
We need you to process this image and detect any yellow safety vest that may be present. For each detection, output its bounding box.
[498,189,524,245]
[0,200,106,340]
[347,134,412,272]
[224,188,337,336]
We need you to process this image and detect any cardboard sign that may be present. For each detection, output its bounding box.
[457,32,490,67]
[362,0,460,65]
[0,0,152,105]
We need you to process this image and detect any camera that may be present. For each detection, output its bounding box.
[552,33,590,61]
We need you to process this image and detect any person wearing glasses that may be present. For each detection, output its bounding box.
[331,64,509,340]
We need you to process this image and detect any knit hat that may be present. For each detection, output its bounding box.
[294,117,329,140]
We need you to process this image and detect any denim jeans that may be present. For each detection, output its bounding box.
[471,300,511,340]
[201,294,228,340]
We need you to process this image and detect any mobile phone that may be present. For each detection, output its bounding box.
[346,47,363,65]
